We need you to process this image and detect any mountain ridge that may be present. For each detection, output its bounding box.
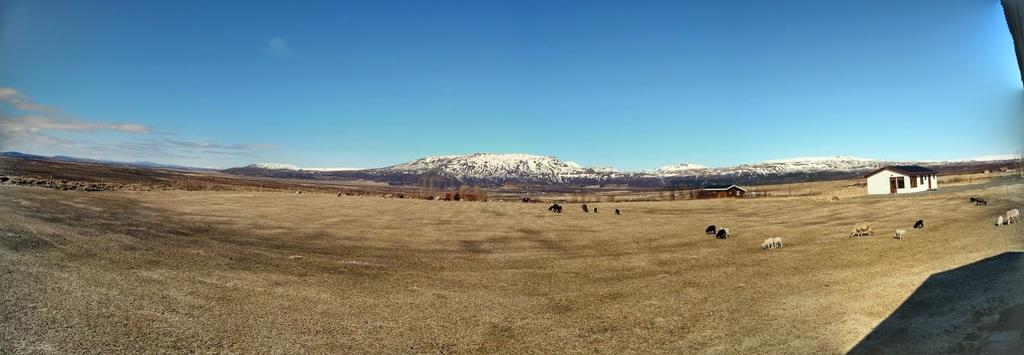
[4,151,1018,188]
[230,152,1019,187]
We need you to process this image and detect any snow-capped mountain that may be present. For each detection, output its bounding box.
[366,153,626,183]
[650,163,708,176]
[699,156,885,177]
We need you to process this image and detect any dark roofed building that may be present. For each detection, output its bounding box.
[696,184,747,199]
[864,165,938,177]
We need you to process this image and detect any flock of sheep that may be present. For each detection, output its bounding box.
[547,203,622,215]
[969,197,1019,226]
[704,225,729,239]
[706,224,782,250]
[996,208,1020,226]
[845,199,1021,245]
[702,195,1020,252]
[847,219,923,240]
[539,191,1022,253]
[544,197,1019,253]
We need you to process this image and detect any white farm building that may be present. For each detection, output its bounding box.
[864,165,938,195]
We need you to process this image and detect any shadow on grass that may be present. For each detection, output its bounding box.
[0,187,411,277]
[850,252,1024,354]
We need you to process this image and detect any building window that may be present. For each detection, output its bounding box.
[910,176,918,188]
[897,177,905,189]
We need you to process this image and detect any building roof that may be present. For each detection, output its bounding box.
[1003,0,1024,86]
[864,165,937,178]
[701,184,747,192]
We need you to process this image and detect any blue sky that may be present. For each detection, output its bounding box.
[0,0,1020,169]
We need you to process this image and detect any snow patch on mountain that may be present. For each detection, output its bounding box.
[701,157,882,178]
[759,156,876,164]
[302,167,362,171]
[586,166,620,173]
[248,163,300,170]
[918,154,1020,163]
[246,163,359,171]
[651,163,708,176]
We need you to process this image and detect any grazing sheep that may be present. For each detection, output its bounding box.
[849,222,873,238]
[705,225,717,235]
[913,220,924,229]
[975,199,988,206]
[1007,209,1020,224]
[337,191,343,197]
[970,197,978,204]
[715,228,729,239]
[615,209,620,215]
[761,237,783,250]
[997,216,1004,226]
[295,190,303,194]
[895,229,906,240]
[581,204,589,213]
[548,203,563,213]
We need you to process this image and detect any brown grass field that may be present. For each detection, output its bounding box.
[1,177,1023,353]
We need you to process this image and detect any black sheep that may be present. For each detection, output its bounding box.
[913,220,924,229]
[705,225,717,235]
[715,229,729,239]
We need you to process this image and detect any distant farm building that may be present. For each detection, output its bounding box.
[696,184,747,199]
[864,166,937,195]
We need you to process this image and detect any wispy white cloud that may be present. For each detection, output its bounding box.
[163,138,274,150]
[0,87,152,152]
[266,37,292,58]
[0,115,150,134]
[0,87,59,112]
[0,86,275,167]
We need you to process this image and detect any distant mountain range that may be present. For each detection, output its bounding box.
[3,151,1017,188]
[223,152,1020,188]
[0,151,213,172]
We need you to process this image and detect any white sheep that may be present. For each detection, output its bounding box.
[850,222,873,238]
[997,216,1004,226]
[761,237,784,250]
[1007,209,1020,224]
[895,229,906,240]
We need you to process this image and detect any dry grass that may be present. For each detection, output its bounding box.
[1,180,1022,353]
